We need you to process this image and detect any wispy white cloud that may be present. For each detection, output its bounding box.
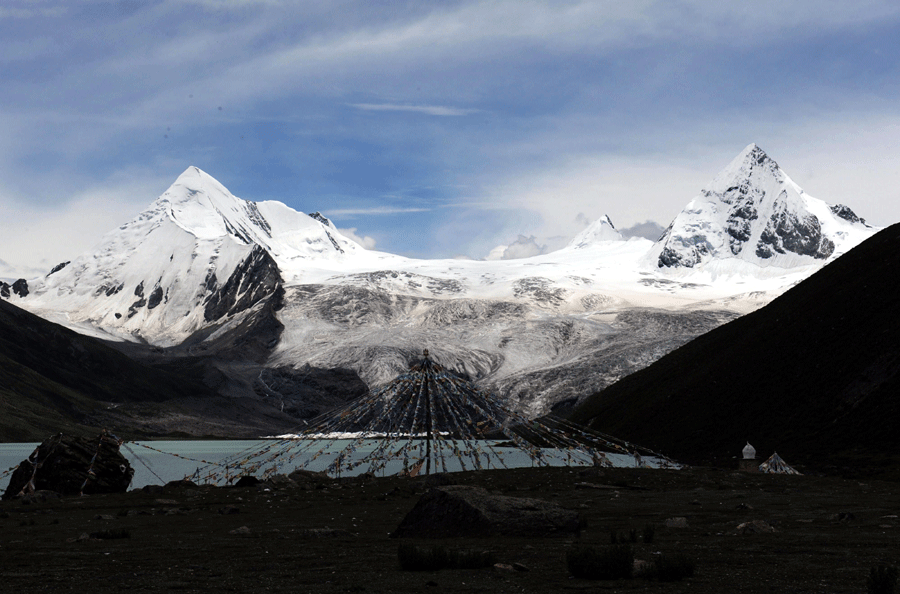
[326,206,431,217]
[0,5,65,19]
[0,170,168,271]
[1,1,899,265]
[337,227,376,249]
[348,103,480,117]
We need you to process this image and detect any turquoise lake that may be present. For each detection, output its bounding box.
[0,439,652,493]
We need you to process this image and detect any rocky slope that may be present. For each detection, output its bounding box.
[1,146,881,426]
[0,298,309,441]
[647,143,871,271]
[571,223,900,477]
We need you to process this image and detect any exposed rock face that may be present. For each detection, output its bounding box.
[393,485,583,538]
[830,204,865,225]
[756,208,834,260]
[48,261,70,276]
[653,144,862,269]
[12,279,28,297]
[203,245,282,322]
[2,433,134,499]
[254,365,368,418]
[147,285,164,310]
[1,279,29,299]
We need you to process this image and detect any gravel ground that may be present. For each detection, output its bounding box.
[1,466,898,593]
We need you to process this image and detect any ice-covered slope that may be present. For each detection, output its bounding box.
[647,144,873,274]
[567,215,623,248]
[20,167,363,345]
[3,147,884,418]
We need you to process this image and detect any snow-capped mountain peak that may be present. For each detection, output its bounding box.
[16,167,363,345]
[1,148,884,420]
[160,166,261,242]
[567,214,624,248]
[648,144,873,271]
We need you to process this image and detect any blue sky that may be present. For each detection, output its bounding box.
[2,1,900,274]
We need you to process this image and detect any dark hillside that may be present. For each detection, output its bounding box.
[571,223,900,478]
[0,299,296,441]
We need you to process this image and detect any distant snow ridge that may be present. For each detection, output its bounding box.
[17,166,358,345]
[567,215,623,248]
[649,144,872,270]
[0,146,884,418]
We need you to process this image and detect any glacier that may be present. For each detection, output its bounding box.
[2,145,880,418]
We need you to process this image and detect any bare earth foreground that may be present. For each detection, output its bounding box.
[1,466,898,593]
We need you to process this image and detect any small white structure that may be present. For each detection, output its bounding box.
[738,442,758,472]
[742,442,757,459]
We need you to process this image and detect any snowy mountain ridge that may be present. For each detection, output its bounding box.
[1,145,883,417]
[647,144,872,272]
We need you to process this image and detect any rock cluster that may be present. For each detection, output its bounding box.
[2,433,134,499]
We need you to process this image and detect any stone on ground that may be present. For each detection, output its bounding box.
[393,485,582,538]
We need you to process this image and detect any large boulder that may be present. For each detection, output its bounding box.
[393,485,583,538]
[2,433,134,499]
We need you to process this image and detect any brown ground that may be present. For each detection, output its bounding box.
[1,466,897,593]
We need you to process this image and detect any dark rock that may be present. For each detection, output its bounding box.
[163,479,198,490]
[830,204,866,225]
[203,245,282,322]
[307,212,345,253]
[234,475,260,488]
[147,285,164,310]
[127,298,146,318]
[229,526,252,536]
[393,485,583,538]
[12,279,28,297]
[2,433,134,499]
[756,209,834,260]
[0,279,31,299]
[48,261,70,276]
[287,469,331,490]
[658,243,709,268]
[134,281,144,298]
[736,520,776,534]
[20,490,61,504]
[307,211,332,226]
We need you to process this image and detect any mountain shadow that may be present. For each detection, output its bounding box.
[570,223,900,479]
[0,298,303,441]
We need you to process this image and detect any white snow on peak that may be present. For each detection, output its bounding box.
[17,166,373,344]
[567,214,623,248]
[645,144,877,274]
[6,149,883,346]
[158,166,360,261]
